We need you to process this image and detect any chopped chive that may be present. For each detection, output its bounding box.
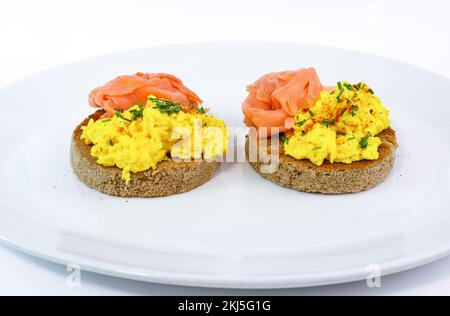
[336,89,344,101]
[297,119,307,126]
[312,146,322,151]
[102,118,112,123]
[279,133,289,143]
[150,96,184,114]
[115,110,132,122]
[129,107,144,120]
[348,136,356,140]
[109,139,114,146]
[359,135,370,149]
[368,88,374,94]
[343,83,353,90]
[337,81,343,90]
[336,131,346,136]
[308,110,314,116]
[320,119,330,128]
[340,108,346,116]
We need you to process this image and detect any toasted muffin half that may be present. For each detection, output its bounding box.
[71,110,219,197]
[246,128,398,194]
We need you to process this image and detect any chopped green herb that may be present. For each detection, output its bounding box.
[368,88,374,94]
[331,118,336,125]
[129,106,144,120]
[352,93,358,99]
[109,139,114,146]
[320,119,330,128]
[197,107,206,114]
[312,146,322,151]
[348,136,356,140]
[150,96,183,114]
[343,83,353,90]
[340,108,346,116]
[297,119,307,127]
[115,110,132,122]
[336,131,346,136]
[336,89,344,101]
[102,119,112,123]
[353,83,363,90]
[337,81,343,90]
[351,104,359,117]
[359,135,370,149]
[308,110,314,116]
[280,133,289,143]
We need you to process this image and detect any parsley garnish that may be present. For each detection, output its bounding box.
[337,81,343,90]
[359,135,370,149]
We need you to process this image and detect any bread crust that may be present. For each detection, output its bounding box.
[70,110,219,197]
[246,128,398,194]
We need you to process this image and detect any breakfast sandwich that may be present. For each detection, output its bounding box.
[71,72,229,197]
[243,68,397,194]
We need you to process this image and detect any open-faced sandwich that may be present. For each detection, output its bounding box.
[71,72,228,197]
[243,68,398,194]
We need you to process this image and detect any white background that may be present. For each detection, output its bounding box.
[0,0,449,295]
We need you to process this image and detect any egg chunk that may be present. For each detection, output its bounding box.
[80,96,229,183]
[283,82,390,165]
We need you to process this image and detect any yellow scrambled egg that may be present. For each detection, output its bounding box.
[81,96,229,183]
[283,82,390,165]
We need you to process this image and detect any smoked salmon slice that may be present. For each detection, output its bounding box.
[242,67,327,136]
[89,72,202,116]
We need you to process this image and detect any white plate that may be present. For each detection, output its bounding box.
[0,42,449,289]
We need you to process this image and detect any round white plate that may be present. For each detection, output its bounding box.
[0,42,449,289]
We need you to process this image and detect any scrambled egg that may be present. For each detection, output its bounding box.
[283,82,390,165]
[81,96,229,183]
